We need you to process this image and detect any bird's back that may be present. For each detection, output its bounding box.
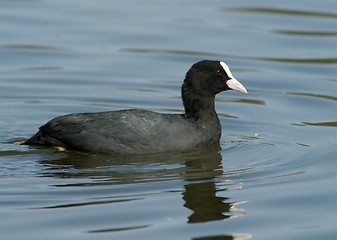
[25,109,221,154]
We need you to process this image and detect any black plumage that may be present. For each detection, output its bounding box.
[25,60,247,155]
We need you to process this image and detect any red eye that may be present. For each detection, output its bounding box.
[216,70,221,76]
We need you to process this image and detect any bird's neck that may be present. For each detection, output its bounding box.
[182,91,218,121]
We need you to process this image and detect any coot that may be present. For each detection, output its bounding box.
[25,60,247,155]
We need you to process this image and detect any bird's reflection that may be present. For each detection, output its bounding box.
[182,144,240,223]
[183,181,230,223]
[193,233,252,240]
[37,144,247,224]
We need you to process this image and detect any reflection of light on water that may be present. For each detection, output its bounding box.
[228,200,248,219]
[225,133,277,147]
[232,233,253,240]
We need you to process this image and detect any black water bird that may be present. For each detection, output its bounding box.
[25,60,247,155]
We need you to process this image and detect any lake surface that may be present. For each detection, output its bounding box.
[1,0,337,239]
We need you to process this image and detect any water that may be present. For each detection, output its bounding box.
[1,0,337,239]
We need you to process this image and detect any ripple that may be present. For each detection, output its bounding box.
[27,198,141,210]
[218,113,238,119]
[273,30,337,36]
[301,121,337,127]
[217,98,266,105]
[0,44,69,51]
[322,78,337,82]
[256,57,337,64]
[283,92,337,101]
[120,48,226,58]
[87,224,152,233]
[121,48,337,64]
[0,0,41,2]
[226,7,337,19]
[119,87,162,93]
[17,66,62,71]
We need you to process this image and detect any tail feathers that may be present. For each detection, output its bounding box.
[24,130,65,147]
